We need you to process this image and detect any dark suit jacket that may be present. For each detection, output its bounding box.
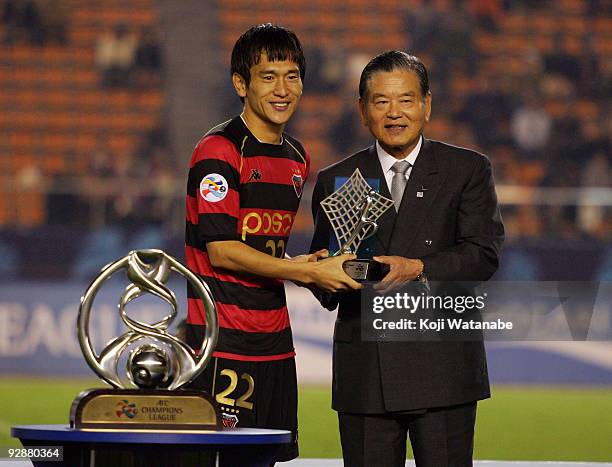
[310,139,505,414]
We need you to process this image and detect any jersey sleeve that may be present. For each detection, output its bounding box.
[304,146,311,182]
[186,134,242,243]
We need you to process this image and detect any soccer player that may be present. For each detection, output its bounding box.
[184,24,359,464]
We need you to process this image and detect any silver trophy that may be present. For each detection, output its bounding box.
[70,249,222,430]
[320,169,394,281]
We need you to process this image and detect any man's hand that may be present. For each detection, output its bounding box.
[207,240,359,293]
[289,249,329,263]
[373,256,423,294]
[308,253,362,293]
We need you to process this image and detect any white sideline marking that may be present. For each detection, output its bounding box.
[285,460,612,467]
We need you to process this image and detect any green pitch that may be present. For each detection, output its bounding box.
[1,379,611,461]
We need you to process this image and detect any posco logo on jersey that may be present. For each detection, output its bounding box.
[241,211,294,240]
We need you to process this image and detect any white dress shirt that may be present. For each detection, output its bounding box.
[376,136,423,194]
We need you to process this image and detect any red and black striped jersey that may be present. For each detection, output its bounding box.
[185,116,310,361]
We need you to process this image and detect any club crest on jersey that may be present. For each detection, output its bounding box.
[221,413,239,428]
[200,173,228,202]
[292,173,303,198]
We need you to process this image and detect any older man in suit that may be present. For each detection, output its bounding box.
[310,51,504,466]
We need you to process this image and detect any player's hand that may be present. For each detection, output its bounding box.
[310,253,362,293]
[289,249,329,263]
[373,256,423,294]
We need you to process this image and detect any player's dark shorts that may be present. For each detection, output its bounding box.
[189,356,299,463]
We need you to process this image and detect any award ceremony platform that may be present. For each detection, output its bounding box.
[11,424,291,467]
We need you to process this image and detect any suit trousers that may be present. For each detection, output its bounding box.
[338,401,477,467]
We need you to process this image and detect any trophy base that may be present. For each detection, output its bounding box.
[342,259,390,282]
[70,388,222,431]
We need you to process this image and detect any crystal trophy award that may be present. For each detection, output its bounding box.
[70,249,222,430]
[320,169,394,281]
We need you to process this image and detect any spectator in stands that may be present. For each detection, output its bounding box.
[140,146,175,226]
[133,119,176,228]
[328,107,372,160]
[577,35,603,98]
[460,76,516,151]
[541,100,587,186]
[579,152,610,236]
[303,41,344,93]
[80,142,114,228]
[14,162,45,227]
[578,119,611,168]
[136,118,170,162]
[544,33,580,83]
[402,1,440,54]
[327,53,372,158]
[47,150,85,227]
[36,0,68,45]
[435,1,479,78]
[2,0,67,45]
[2,0,19,43]
[1,0,45,45]
[510,92,552,159]
[106,152,140,227]
[89,142,114,178]
[587,0,612,17]
[95,24,137,88]
[21,0,43,45]
[135,26,163,71]
[468,0,502,32]
[134,25,163,87]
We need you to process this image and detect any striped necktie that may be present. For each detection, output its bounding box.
[390,160,411,211]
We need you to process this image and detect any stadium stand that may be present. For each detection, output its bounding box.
[0,0,165,228]
[0,0,609,279]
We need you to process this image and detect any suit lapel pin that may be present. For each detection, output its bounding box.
[416,186,428,198]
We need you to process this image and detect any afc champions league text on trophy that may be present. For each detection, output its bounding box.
[320,169,394,282]
[71,249,222,430]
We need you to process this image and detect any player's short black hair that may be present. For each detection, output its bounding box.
[359,50,429,100]
[231,23,306,86]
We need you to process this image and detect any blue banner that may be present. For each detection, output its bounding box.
[1,281,612,385]
[0,279,187,376]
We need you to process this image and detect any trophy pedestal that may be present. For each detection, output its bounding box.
[70,388,221,431]
[342,259,390,282]
[12,424,291,467]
